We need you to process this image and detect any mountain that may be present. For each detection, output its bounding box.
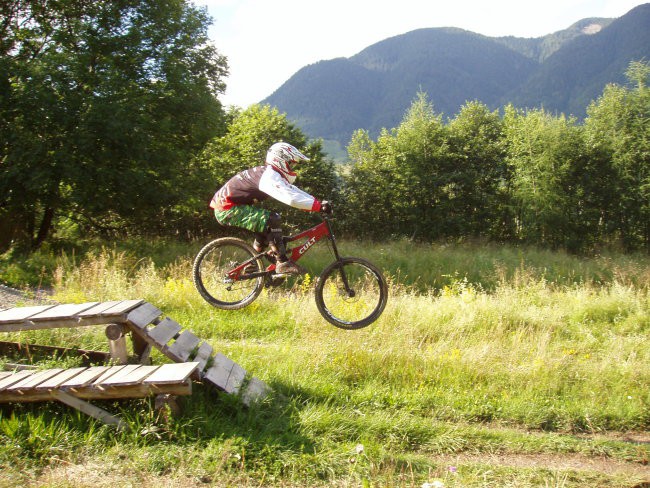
[261,4,650,157]
[505,6,650,116]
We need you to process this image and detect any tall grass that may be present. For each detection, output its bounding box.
[1,240,648,487]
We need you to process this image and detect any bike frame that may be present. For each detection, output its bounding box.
[226,216,341,280]
[286,216,341,264]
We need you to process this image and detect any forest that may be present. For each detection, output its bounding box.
[1,0,649,255]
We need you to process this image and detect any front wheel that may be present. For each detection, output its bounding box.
[193,237,264,309]
[315,257,388,330]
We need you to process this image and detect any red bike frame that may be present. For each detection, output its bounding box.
[227,216,339,279]
[286,219,332,263]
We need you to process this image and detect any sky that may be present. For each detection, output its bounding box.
[197,0,648,108]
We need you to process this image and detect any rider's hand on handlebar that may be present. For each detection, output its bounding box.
[320,200,333,215]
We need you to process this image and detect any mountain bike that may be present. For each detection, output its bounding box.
[192,210,388,330]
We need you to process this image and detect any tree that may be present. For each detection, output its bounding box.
[447,101,508,239]
[0,0,228,250]
[585,60,650,250]
[343,92,456,241]
[342,128,401,239]
[502,106,606,250]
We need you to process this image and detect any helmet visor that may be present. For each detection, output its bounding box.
[291,148,310,163]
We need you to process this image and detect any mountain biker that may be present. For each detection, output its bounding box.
[209,142,331,275]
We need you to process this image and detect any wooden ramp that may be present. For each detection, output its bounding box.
[0,300,271,406]
[0,362,199,430]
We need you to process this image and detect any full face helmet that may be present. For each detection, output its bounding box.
[265,142,310,184]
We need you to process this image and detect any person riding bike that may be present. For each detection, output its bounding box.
[209,142,331,275]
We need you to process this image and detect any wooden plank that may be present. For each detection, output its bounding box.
[2,380,193,402]
[28,302,99,321]
[76,301,122,317]
[0,316,121,332]
[126,302,162,329]
[72,381,192,400]
[92,366,126,385]
[0,305,56,324]
[202,354,246,394]
[241,377,272,406]
[107,365,158,386]
[226,362,246,394]
[100,299,144,316]
[0,370,34,391]
[51,390,127,431]
[193,342,213,373]
[0,372,11,381]
[144,362,198,384]
[147,318,181,346]
[61,366,111,387]
[35,367,88,390]
[7,369,63,390]
[96,365,142,386]
[167,330,201,362]
[203,354,234,392]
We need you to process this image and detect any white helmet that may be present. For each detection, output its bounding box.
[265,142,310,184]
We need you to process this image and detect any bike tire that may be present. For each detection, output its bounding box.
[315,257,388,330]
[192,237,264,310]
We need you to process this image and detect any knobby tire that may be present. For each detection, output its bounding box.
[315,257,388,329]
[192,237,264,310]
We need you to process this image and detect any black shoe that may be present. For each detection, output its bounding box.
[275,260,306,276]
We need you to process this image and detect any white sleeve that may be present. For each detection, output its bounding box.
[259,166,317,211]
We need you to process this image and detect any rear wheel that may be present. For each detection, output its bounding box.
[315,257,388,329]
[193,238,265,309]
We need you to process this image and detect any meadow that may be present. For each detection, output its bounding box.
[0,240,648,487]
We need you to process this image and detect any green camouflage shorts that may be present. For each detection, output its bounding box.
[214,205,270,234]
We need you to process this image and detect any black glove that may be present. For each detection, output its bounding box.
[320,200,333,214]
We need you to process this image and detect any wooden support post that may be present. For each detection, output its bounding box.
[105,324,128,365]
[51,389,127,431]
[154,393,181,424]
[131,332,152,365]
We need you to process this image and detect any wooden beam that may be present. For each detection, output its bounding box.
[0,316,126,333]
[0,341,110,365]
[50,390,127,431]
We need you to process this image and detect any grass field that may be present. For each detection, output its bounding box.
[0,240,648,487]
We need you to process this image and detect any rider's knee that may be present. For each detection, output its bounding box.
[267,212,283,234]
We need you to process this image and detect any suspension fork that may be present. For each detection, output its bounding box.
[324,218,355,297]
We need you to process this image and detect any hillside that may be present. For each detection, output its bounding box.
[505,4,650,115]
[262,3,650,156]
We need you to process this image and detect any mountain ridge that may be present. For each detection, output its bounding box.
[262,4,650,156]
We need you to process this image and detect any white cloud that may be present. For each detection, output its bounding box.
[199,0,648,107]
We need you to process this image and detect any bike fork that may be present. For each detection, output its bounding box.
[324,221,355,297]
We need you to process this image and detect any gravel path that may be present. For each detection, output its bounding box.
[0,284,54,309]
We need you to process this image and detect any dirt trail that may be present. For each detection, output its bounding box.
[433,451,649,479]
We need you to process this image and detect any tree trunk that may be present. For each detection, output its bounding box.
[32,206,55,250]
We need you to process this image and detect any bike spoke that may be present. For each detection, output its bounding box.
[193,238,265,309]
[316,258,388,329]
